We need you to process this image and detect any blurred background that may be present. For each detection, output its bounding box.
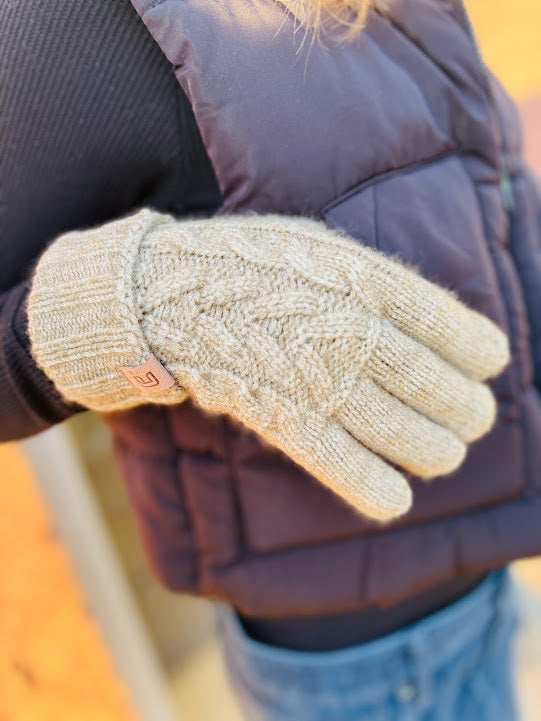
[1,2,540,720]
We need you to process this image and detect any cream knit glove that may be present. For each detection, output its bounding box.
[27,208,509,520]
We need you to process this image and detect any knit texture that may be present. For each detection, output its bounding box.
[27,209,510,520]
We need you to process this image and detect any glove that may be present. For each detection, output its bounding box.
[27,208,509,520]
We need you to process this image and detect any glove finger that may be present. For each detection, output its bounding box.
[367,321,497,442]
[264,216,510,382]
[268,408,413,521]
[175,365,411,520]
[333,376,466,478]
[355,249,510,382]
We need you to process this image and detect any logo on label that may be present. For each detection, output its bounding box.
[133,371,160,388]
[116,355,176,393]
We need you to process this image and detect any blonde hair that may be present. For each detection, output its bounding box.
[279,1,391,43]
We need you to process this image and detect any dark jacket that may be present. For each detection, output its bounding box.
[3,0,541,618]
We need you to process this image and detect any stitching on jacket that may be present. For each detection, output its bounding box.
[221,416,248,566]
[372,184,380,251]
[142,0,170,15]
[503,170,541,501]
[164,405,201,590]
[357,531,373,603]
[199,482,541,574]
[322,150,459,215]
[113,432,199,588]
[383,10,484,94]
[461,163,528,494]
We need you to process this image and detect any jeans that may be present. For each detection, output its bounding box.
[216,569,519,721]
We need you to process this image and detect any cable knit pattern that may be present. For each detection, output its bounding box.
[27,208,510,520]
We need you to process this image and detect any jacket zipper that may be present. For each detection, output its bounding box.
[457,0,516,213]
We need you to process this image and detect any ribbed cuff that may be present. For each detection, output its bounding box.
[27,209,186,412]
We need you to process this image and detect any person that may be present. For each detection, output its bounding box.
[2,0,540,718]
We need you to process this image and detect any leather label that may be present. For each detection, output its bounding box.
[116,354,176,393]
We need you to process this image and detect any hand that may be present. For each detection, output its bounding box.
[27,209,509,520]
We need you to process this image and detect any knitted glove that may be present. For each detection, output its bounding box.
[27,208,509,520]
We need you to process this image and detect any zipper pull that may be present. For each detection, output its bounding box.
[499,155,515,213]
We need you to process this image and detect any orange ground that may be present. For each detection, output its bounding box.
[0,444,137,721]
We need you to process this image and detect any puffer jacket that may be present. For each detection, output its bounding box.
[95,0,541,617]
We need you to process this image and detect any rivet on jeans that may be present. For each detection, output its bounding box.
[396,681,417,703]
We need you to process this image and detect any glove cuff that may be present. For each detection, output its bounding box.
[27,209,186,412]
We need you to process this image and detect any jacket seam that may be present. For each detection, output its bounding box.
[164,405,201,590]
[142,0,169,16]
[322,149,460,215]
[462,167,529,500]
[202,481,541,571]
[222,416,248,566]
[383,9,488,98]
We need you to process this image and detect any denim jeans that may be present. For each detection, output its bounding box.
[216,569,519,721]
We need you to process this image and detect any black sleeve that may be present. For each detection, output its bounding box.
[0,0,221,442]
[0,282,86,442]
